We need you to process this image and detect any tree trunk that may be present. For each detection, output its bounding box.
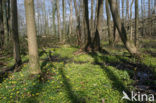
[130,0,134,40]
[90,0,94,38]
[92,0,104,51]
[83,0,92,51]
[62,0,66,40]
[52,0,56,35]
[24,0,41,75]
[11,0,22,66]
[56,0,61,41]
[122,0,124,20]
[106,0,113,46]
[74,0,82,46]
[135,0,138,46]
[2,0,9,47]
[108,0,139,56]
[0,0,4,48]
[126,0,129,20]
[69,0,73,36]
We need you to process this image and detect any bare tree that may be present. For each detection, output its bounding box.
[90,0,94,38]
[56,0,61,41]
[24,0,41,74]
[11,0,22,66]
[62,0,66,40]
[0,0,4,47]
[2,0,9,46]
[135,0,138,46]
[74,0,82,46]
[106,0,113,46]
[52,0,56,35]
[108,0,139,56]
[83,0,92,51]
[92,0,104,51]
[69,0,73,36]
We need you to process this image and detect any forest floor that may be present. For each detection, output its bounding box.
[0,40,155,103]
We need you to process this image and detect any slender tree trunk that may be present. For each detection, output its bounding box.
[2,0,9,47]
[24,0,41,75]
[148,0,151,17]
[11,0,22,66]
[74,0,82,46]
[62,0,66,40]
[126,0,129,20]
[106,0,113,46]
[94,0,98,31]
[122,0,124,20]
[108,0,139,56]
[52,0,56,35]
[0,0,4,48]
[135,0,138,46]
[130,0,134,40]
[90,0,94,38]
[92,0,104,51]
[56,0,61,41]
[83,0,92,51]
[69,0,73,36]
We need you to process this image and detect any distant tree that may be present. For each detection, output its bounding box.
[11,0,22,66]
[2,0,9,46]
[135,0,138,46]
[62,0,66,40]
[24,0,41,75]
[52,0,56,35]
[122,0,124,20]
[130,0,134,40]
[69,0,73,36]
[108,0,139,56]
[56,0,61,41]
[90,0,94,37]
[0,0,4,48]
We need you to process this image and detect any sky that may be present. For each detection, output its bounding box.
[17,0,155,33]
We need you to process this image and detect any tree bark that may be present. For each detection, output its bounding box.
[62,0,66,40]
[90,0,94,38]
[108,0,139,56]
[24,0,41,75]
[2,0,9,47]
[52,0,56,35]
[92,0,104,51]
[74,0,82,46]
[69,0,73,36]
[56,0,61,41]
[83,0,92,51]
[106,0,113,46]
[0,0,4,48]
[130,0,134,40]
[122,0,124,20]
[135,0,138,46]
[11,0,22,66]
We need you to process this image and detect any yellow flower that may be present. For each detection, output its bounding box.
[16,91,20,94]
[36,93,39,95]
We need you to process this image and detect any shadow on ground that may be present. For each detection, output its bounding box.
[89,52,155,95]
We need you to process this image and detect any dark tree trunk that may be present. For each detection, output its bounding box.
[106,0,113,46]
[0,0,4,48]
[92,0,104,51]
[11,0,22,66]
[135,0,138,46]
[83,0,92,51]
